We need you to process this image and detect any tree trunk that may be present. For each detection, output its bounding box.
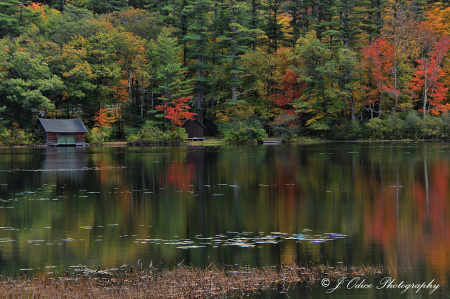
[378,89,382,118]
[231,5,237,101]
[126,60,133,103]
[350,94,355,121]
[197,3,204,124]
[393,52,398,115]
[211,3,217,110]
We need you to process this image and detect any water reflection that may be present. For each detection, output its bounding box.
[0,143,450,296]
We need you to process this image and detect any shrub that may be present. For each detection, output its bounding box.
[86,126,113,145]
[441,113,450,138]
[126,120,187,145]
[0,128,34,146]
[169,127,188,142]
[403,111,422,139]
[218,116,268,143]
[421,115,444,139]
[326,119,369,140]
[366,117,389,139]
[384,115,405,139]
[270,113,302,141]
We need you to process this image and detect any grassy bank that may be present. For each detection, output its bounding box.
[0,264,390,298]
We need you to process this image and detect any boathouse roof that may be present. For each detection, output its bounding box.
[39,118,88,133]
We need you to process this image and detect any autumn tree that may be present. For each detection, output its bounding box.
[410,34,450,116]
[156,96,196,128]
[268,47,305,116]
[361,38,396,119]
[381,2,421,115]
[93,107,117,127]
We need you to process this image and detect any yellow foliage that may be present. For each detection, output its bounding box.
[46,108,64,119]
[215,103,254,123]
[304,111,326,127]
[424,7,450,37]
[29,2,60,20]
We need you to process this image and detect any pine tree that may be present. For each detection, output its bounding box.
[0,0,22,38]
[334,0,374,47]
[293,31,337,129]
[184,0,213,124]
[218,0,263,101]
[311,0,337,42]
[151,28,193,129]
[262,0,285,54]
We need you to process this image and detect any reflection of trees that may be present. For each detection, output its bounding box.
[2,144,450,285]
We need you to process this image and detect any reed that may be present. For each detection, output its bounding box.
[0,263,391,298]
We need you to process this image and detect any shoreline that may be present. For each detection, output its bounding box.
[0,264,389,298]
[1,138,450,148]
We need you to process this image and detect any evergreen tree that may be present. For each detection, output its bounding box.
[184,0,212,124]
[150,28,193,128]
[262,0,285,53]
[0,0,22,37]
[334,0,375,47]
[218,0,263,101]
[311,0,337,42]
[293,31,337,130]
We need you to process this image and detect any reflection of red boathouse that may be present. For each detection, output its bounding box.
[39,118,88,146]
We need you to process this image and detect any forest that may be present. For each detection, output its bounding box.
[1,0,450,144]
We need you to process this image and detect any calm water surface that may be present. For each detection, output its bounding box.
[1,142,450,298]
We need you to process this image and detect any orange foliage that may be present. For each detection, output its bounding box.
[93,108,117,128]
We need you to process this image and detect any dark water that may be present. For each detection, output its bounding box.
[1,142,450,298]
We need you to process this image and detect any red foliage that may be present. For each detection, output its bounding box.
[273,109,301,129]
[269,69,305,107]
[361,39,397,105]
[410,34,450,114]
[156,96,197,127]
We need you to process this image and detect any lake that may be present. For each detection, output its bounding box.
[0,142,449,298]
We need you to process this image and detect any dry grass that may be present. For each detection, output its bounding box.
[0,263,391,298]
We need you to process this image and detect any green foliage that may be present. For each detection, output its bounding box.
[327,119,368,140]
[0,0,448,143]
[293,31,338,129]
[125,120,188,145]
[270,113,302,141]
[0,0,22,38]
[169,126,189,142]
[218,116,268,143]
[403,110,422,139]
[0,127,34,146]
[48,5,98,45]
[421,115,445,139]
[86,126,113,145]
[321,111,450,141]
[366,116,403,139]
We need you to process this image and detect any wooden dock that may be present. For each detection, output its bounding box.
[263,138,282,144]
